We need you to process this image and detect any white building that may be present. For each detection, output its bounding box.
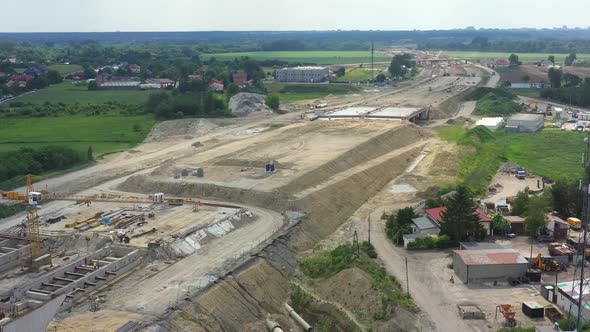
[276,66,329,83]
[506,113,544,133]
[475,117,505,131]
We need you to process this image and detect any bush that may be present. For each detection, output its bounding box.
[464,87,515,101]
[290,285,313,312]
[406,235,452,250]
[360,241,378,258]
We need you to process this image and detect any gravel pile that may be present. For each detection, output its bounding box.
[228,92,271,117]
[145,119,218,142]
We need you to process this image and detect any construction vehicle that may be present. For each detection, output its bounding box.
[534,254,564,272]
[567,217,582,230]
[495,304,517,327]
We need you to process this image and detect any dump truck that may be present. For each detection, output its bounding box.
[516,167,527,179]
[534,254,564,272]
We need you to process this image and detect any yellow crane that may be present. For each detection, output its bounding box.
[22,174,41,260]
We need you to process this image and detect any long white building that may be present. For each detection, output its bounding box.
[276,66,329,83]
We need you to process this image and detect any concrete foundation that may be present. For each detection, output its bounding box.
[0,238,31,273]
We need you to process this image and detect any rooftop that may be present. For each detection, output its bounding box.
[459,242,508,250]
[412,216,439,230]
[508,113,544,121]
[454,249,528,265]
[425,206,492,224]
[280,66,327,70]
[475,117,504,127]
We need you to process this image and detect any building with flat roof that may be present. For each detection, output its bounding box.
[475,117,504,131]
[410,216,440,235]
[453,249,528,284]
[506,113,544,133]
[276,66,328,83]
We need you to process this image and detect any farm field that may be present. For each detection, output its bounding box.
[266,83,362,102]
[0,115,156,157]
[14,82,159,104]
[441,51,590,63]
[203,51,391,65]
[48,64,84,75]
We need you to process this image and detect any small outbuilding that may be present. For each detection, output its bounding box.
[475,117,504,131]
[506,113,544,133]
[453,249,528,284]
[410,216,440,235]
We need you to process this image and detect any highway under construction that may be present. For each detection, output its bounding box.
[0,58,499,331]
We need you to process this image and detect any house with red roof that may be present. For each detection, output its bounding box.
[208,80,224,92]
[495,59,510,67]
[424,206,493,236]
[232,73,248,86]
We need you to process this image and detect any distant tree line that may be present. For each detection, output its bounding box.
[541,68,590,107]
[0,146,83,184]
[144,91,227,119]
[0,101,143,118]
[418,38,590,54]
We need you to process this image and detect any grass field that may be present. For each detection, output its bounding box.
[266,83,362,102]
[332,67,385,83]
[510,88,541,98]
[0,115,156,157]
[441,51,590,63]
[203,51,391,65]
[435,125,585,194]
[48,64,84,75]
[14,82,158,104]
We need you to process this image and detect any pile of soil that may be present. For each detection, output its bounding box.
[145,119,218,142]
[229,93,271,117]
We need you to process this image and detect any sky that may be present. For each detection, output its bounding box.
[1,0,589,32]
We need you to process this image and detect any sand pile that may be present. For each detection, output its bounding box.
[229,93,271,117]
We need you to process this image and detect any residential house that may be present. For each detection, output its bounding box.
[539,60,554,68]
[232,73,248,86]
[188,74,202,80]
[208,80,224,92]
[425,206,493,236]
[129,64,141,74]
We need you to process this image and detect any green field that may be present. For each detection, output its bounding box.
[266,83,362,102]
[441,51,590,63]
[203,51,391,65]
[48,64,84,75]
[0,115,156,157]
[332,67,385,83]
[15,82,158,104]
[510,88,541,98]
[435,125,585,194]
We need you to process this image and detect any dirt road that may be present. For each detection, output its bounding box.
[372,222,474,332]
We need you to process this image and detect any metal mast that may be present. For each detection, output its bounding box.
[578,132,590,330]
[371,41,375,82]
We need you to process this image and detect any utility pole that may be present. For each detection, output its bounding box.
[577,132,590,331]
[368,215,371,245]
[371,41,375,82]
[405,257,410,297]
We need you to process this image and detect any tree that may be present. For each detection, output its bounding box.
[490,212,511,235]
[524,197,548,237]
[28,75,48,90]
[563,73,581,87]
[388,58,403,77]
[336,67,345,77]
[87,145,94,161]
[564,53,577,66]
[226,83,240,97]
[375,73,386,82]
[548,68,563,88]
[440,186,484,243]
[521,75,530,83]
[551,180,580,217]
[265,93,280,111]
[548,55,555,64]
[509,54,520,66]
[397,207,417,226]
[87,80,98,91]
[511,188,530,216]
[46,70,63,84]
[384,207,416,244]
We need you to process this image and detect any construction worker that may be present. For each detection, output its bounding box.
[92,261,97,270]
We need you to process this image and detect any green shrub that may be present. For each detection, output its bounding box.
[290,285,313,312]
[406,235,452,250]
[464,87,515,101]
[360,241,378,258]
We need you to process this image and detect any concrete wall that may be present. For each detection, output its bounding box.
[0,241,30,273]
[453,253,527,284]
[0,294,65,332]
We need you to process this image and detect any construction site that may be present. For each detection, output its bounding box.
[0,55,552,332]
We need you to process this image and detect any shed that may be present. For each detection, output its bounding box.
[522,301,544,318]
[506,216,525,235]
[506,113,544,133]
[411,216,440,235]
[453,249,528,284]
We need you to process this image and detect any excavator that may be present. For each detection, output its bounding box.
[534,254,564,272]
